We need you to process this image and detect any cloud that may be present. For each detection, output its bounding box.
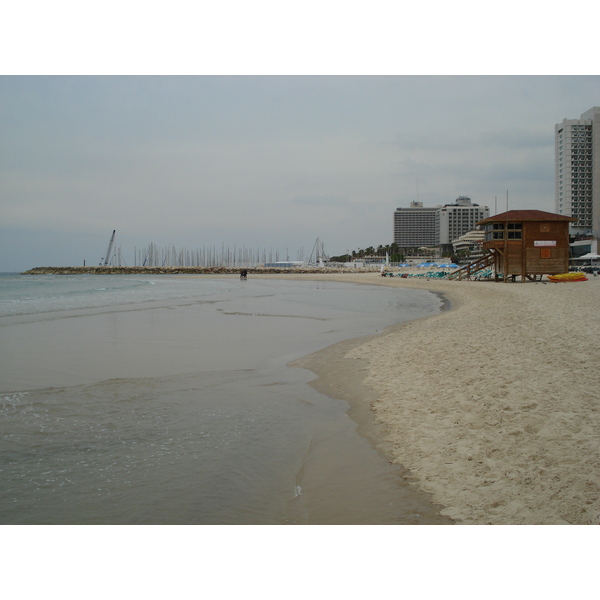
[289,195,350,207]
[479,128,553,150]
[1,75,599,271]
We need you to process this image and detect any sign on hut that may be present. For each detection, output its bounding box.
[476,210,576,282]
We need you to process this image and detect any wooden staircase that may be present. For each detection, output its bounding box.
[447,251,495,280]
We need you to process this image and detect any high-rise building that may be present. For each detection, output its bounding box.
[393,201,437,247]
[555,106,600,235]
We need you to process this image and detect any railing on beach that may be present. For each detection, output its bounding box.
[446,252,495,281]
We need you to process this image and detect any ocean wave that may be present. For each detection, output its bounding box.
[0,275,234,317]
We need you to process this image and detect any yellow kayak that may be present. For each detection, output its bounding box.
[548,272,588,282]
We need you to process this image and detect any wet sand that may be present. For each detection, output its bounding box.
[276,272,600,525]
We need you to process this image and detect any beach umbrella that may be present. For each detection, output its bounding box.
[577,252,600,267]
[398,263,410,267]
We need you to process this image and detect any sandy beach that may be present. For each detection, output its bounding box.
[281,271,600,525]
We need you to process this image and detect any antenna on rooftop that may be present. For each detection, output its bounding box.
[506,190,509,212]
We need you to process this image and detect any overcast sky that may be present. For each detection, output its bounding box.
[1,75,598,271]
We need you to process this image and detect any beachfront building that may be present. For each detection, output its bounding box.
[477,209,575,282]
[570,234,599,260]
[436,196,490,252]
[393,201,437,247]
[555,107,600,237]
[452,229,485,260]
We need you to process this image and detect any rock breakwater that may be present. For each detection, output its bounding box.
[22,266,379,276]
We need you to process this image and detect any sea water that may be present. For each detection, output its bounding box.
[0,273,451,524]
[0,273,236,317]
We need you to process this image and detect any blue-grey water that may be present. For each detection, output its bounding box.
[0,273,450,524]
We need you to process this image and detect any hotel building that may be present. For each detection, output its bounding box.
[393,201,437,247]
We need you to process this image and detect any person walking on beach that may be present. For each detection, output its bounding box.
[240,269,248,280]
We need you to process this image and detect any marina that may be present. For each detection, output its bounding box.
[92,232,333,270]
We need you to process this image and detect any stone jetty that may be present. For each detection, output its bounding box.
[22,266,379,276]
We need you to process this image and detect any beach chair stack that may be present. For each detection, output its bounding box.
[474,269,493,280]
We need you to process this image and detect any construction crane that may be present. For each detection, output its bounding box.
[101,230,116,266]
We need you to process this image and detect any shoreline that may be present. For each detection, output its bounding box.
[277,272,599,524]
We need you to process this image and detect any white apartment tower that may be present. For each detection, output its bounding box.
[555,106,600,236]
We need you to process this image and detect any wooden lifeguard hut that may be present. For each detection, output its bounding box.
[476,210,576,282]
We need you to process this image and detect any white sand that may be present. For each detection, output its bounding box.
[273,272,600,524]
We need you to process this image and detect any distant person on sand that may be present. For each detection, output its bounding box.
[240,269,248,280]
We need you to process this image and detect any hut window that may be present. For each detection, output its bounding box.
[505,222,522,240]
[484,223,498,242]
[492,223,504,240]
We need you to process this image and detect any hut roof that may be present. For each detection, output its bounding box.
[477,210,576,225]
